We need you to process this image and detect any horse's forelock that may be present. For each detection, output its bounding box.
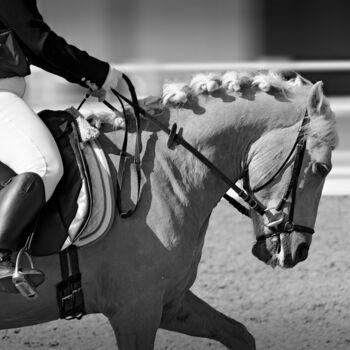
[301,89,338,150]
[306,116,338,150]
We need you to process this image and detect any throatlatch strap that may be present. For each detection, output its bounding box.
[56,245,85,320]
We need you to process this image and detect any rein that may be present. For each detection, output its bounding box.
[113,75,142,218]
[79,74,315,240]
[110,77,266,218]
[77,80,142,218]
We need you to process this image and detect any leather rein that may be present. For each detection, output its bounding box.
[87,74,315,241]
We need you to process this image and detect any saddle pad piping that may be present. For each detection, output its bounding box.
[75,139,115,247]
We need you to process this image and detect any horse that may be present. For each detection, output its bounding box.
[0,71,337,350]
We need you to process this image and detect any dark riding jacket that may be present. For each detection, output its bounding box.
[0,0,109,88]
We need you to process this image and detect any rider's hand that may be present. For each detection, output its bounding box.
[83,80,106,102]
[88,83,106,101]
[86,65,122,102]
[101,65,123,96]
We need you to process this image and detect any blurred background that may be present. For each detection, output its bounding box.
[25,0,349,195]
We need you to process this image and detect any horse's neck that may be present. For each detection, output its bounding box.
[161,96,258,216]
[161,91,307,217]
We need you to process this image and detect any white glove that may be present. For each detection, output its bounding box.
[102,65,122,93]
[87,65,122,101]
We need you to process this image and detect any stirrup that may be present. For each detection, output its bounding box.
[12,248,45,300]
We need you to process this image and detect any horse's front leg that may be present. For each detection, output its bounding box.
[160,290,255,350]
[106,296,163,350]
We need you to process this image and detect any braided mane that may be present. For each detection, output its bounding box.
[160,70,337,149]
[162,70,310,105]
[89,70,337,150]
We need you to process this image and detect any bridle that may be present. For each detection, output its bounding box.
[81,74,315,242]
[242,111,315,242]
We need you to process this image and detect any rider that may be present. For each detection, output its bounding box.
[0,0,122,291]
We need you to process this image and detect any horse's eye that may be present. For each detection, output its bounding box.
[313,162,331,177]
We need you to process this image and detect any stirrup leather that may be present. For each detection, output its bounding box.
[12,248,45,299]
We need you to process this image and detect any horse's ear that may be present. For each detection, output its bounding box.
[307,81,325,117]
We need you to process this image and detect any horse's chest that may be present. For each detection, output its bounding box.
[163,216,210,301]
[163,252,201,303]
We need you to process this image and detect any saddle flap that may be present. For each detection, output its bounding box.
[29,109,92,256]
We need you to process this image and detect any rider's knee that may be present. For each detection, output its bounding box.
[41,155,64,201]
[51,155,64,184]
[49,154,64,188]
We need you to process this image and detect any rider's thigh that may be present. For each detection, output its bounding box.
[0,92,63,201]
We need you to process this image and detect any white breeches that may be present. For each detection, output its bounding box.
[0,77,63,201]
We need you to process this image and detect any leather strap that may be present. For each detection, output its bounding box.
[57,246,85,320]
[112,80,142,218]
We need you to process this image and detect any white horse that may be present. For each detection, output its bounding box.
[0,71,338,349]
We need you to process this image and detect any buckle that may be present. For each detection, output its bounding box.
[284,221,295,233]
[58,276,84,320]
[61,293,75,320]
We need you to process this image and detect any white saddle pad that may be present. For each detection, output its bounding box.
[61,139,115,249]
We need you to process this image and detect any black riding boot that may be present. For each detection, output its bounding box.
[0,172,45,293]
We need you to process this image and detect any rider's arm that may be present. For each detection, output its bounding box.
[0,0,109,88]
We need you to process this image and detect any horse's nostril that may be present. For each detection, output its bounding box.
[252,242,272,263]
[296,243,309,262]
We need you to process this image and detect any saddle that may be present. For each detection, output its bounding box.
[0,108,115,257]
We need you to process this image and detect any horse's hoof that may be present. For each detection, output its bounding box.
[243,329,256,350]
[248,333,256,350]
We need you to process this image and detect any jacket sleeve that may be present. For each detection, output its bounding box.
[0,0,109,87]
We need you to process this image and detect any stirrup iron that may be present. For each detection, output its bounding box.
[12,248,40,299]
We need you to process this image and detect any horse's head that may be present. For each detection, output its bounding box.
[245,81,338,268]
[155,71,337,268]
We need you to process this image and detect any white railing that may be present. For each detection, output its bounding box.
[31,60,350,73]
[113,60,350,72]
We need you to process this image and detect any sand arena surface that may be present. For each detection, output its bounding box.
[0,196,349,350]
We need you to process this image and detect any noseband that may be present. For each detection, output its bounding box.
[94,75,314,242]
